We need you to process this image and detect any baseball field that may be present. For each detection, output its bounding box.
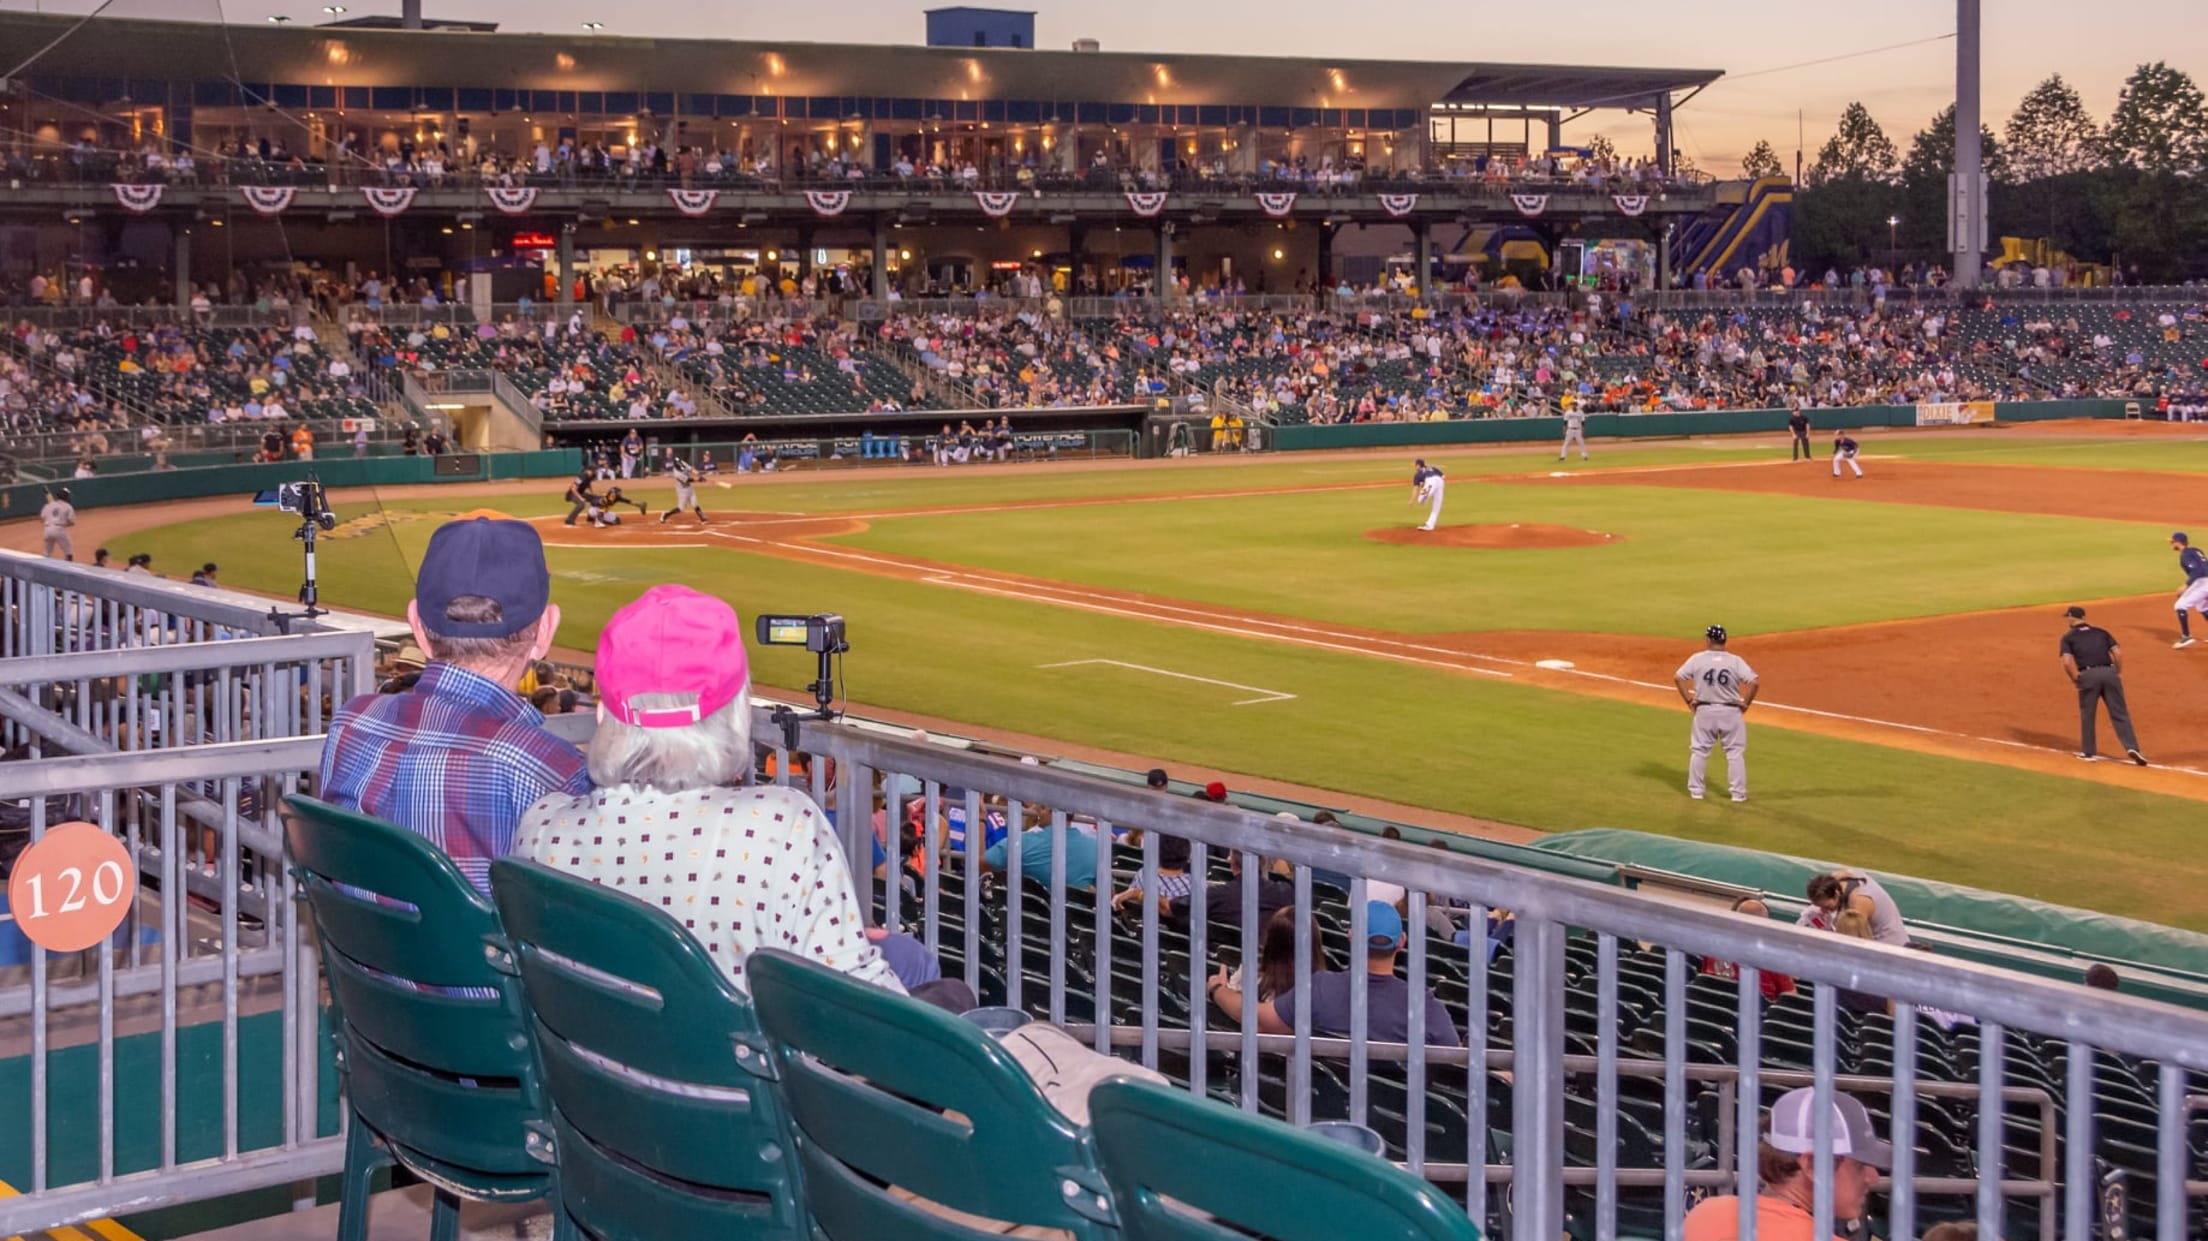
[73,420,2208,930]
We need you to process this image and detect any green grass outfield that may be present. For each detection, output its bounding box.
[120,433,2208,928]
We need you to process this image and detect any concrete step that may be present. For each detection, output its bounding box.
[177,1186,551,1241]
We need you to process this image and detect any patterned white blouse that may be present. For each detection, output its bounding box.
[515,782,904,996]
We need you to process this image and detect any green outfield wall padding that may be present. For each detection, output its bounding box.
[1269,400,2130,451]
[0,450,583,524]
[1532,827,2208,980]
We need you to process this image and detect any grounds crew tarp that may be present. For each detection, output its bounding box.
[1534,828,2208,980]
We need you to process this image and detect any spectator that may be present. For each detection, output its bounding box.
[1700,896,1798,999]
[1801,870,1908,944]
[1185,841,1295,931]
[91,547,111,569]
[124,552,154,575]
[316,518,586,893]
[1226,906,1323,1002]
[1112,831,1193,912]
[190,563,219,587]
[983,811,1100,891]
[1680,1086,1891,1240]
[1921,1225,1978,1241]
[2083,963,2121,991]
[512,584,901,995]
[1145,766,1170,792]
[1208,901,1461,1047]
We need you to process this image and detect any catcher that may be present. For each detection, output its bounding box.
[594,483,649,526]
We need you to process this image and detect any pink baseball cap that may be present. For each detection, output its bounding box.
[595,584,750,728]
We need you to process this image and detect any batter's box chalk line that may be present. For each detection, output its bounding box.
[1036,659,1296,706]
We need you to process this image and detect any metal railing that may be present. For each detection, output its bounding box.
[2,557,2205,1240]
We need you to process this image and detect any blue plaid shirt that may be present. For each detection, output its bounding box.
[317,662,592,893]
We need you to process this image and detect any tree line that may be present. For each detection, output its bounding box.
[1731,64,2208,280]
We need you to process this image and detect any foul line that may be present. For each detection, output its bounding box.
[1038,659,1296,706]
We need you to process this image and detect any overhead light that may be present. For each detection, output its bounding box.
[267,13,291,22]
[322,4,346,12]
[582,21,604,30]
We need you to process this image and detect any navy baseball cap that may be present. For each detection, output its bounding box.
[1706,624,1728,643]
[415,518,550,638]
[2173,532,2189,544]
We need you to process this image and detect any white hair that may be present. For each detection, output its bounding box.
[587,688,753,793]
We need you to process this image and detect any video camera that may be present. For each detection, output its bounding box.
[755,612,848,655]
[252,475,337,632]
[755,613,848,749]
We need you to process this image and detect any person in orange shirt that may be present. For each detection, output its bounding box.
[1681,1087,1890,1241]
[290,425,315,460]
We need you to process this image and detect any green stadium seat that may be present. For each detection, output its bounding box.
[1087,1076,1482,1241]
[280,795,564,1241]
[745,948,1119,1241]
[487,857,803,1241]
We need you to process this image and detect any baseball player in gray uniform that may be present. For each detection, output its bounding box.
[1673,624,1760,802]
[659,457,709,525]
[1560,407,1589,461]
[40,487,76,560]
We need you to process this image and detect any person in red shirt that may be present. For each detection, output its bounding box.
[1699,896,1798,1000]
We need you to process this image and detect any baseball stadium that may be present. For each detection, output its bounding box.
[2,4,2206,1241]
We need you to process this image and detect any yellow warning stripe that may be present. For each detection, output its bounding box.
[0,1178,146,1241]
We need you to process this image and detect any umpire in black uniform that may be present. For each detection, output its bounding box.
[1788,404,1813,461]
[2059,606,2148,765]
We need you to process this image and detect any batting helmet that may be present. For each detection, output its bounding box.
[1705,625,1728,645]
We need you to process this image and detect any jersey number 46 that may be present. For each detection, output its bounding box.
[1702,669,1734,688]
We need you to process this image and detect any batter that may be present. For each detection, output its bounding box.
[2171,532,2208,648]
[1410,459,1445,532]
[1673,624,1760,802]
[659,457,711,525]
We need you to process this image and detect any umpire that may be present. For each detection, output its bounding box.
[1787,404,1812,461]
[2059,606,2148,765]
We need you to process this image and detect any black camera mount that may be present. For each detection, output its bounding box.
[267,473,338,634]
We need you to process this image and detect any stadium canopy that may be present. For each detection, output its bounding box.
[0,11,1718,114]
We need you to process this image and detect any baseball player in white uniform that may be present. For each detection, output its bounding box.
[1673,624,1760,802]
[1410,459,1445,531]
[1560,407,1589,461]
[40,487,77,560]
[659,457,710,525]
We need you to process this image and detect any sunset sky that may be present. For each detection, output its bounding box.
[10,0,2206,172]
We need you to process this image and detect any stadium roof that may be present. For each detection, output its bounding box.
[0,12,1719,113]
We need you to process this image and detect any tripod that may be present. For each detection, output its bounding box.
[268,475,338,634]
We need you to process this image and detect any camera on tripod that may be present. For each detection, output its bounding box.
[756,613,848,748]
[254,481,336,529]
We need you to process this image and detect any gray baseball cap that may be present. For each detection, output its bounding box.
[1766,1087,1892,1168]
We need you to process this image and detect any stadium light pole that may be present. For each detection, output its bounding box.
[1953,0,1984,288]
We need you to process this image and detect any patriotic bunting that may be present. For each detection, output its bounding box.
[667,188,719,216]
[1376,193,1419,218]
[361,186,418,216]
[1612,194,1650,217]
[111,183,165,213]
[1254,192,1297,218]
[974,191,1021,218]
[1510,193,1549,218]
[803,189,850,217]
[240,186,296,215]
[485,186,540,215]
[1123,191,1168,217]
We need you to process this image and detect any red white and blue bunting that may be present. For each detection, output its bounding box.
[1123,191,1168,218]
[1510,193,1549,218]
[667,188,718,216]
[1254,191,1297,218]
[240,186,296,216]
[1376,193,1419,218]
[803,189,851,218]
[1612,194,1650,218]
[485,186,540,215]
[974,191,1021,218]
[361,186,417,216]
[111,183,165,213]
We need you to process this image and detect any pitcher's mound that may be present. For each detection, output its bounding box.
[1365,523,1621,549]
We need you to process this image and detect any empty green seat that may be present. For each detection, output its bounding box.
[488,857,802,1241]
[745,948,1118,1241]
[281,795,563,1241]
[1088,1077,1481,1241]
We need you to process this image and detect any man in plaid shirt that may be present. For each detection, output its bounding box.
[317,518,590,892]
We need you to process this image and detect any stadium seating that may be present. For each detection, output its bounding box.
[489,857,805,1241]
[282,796,562,1241]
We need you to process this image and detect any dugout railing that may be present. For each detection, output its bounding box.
[1,557,2205,1240]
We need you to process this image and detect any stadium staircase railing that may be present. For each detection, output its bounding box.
[1,555,2205,1241]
